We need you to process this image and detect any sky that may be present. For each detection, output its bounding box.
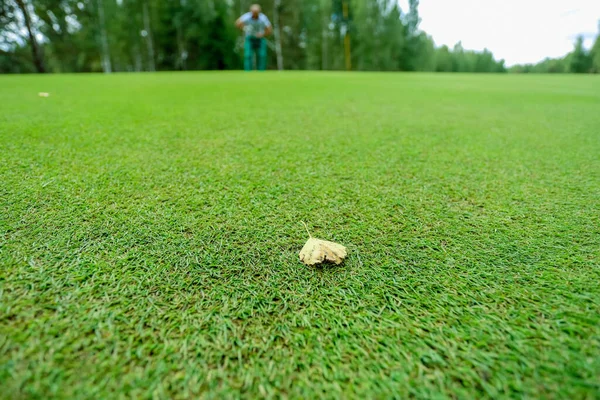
[398,0,600,66]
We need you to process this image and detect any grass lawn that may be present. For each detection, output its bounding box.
[1,72,599,398]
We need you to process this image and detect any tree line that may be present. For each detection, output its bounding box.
[510,30,600,73]
[0,0,596,74]
[0,0,507,73]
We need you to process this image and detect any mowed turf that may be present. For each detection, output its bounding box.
[1,72,599,399]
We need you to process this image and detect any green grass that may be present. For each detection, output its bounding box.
[1,72,599,399]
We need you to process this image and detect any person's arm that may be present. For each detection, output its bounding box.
[235,13,249,31]
[262,14,272,37]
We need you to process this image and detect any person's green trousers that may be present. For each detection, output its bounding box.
[244,37,267,71]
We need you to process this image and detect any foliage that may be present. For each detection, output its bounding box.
[592,33,600,73]
[0,0,507,73]
[511,28,600,74]
[569,35,592,73]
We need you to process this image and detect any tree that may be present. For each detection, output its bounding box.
[141,0,155,71]
[435,45,452,72]
[272,0,283,70]
[569,35,592,73]
[591,21,600,73]
[199,2,238,70]
[13,0,46,72]
[0,1,32,72]
[406,0,419,37]
[96,0,112,72]
[351,0,411,71]
[412,32,435,71]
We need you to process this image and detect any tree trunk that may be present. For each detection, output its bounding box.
[176,27,186,70]
[15,0,45,73]
[342,0,351,71]
[176,0,186,70]
[321,15,328,70]
[272,0,283,70]
[96,0,112,73]
[143,1,156,72]
[133,43,143,72]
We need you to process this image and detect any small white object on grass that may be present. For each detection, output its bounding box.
[299,222,347,266]
[38,92,50,97]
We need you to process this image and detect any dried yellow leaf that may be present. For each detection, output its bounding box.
[299,237,347,266]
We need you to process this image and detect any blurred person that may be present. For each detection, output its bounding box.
[236,4,272,71]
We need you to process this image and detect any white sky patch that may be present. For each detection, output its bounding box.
[398,0,600,65]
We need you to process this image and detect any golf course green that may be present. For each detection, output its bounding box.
[2,72,599,398]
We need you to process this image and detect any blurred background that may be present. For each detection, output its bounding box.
[1,0,599,74]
